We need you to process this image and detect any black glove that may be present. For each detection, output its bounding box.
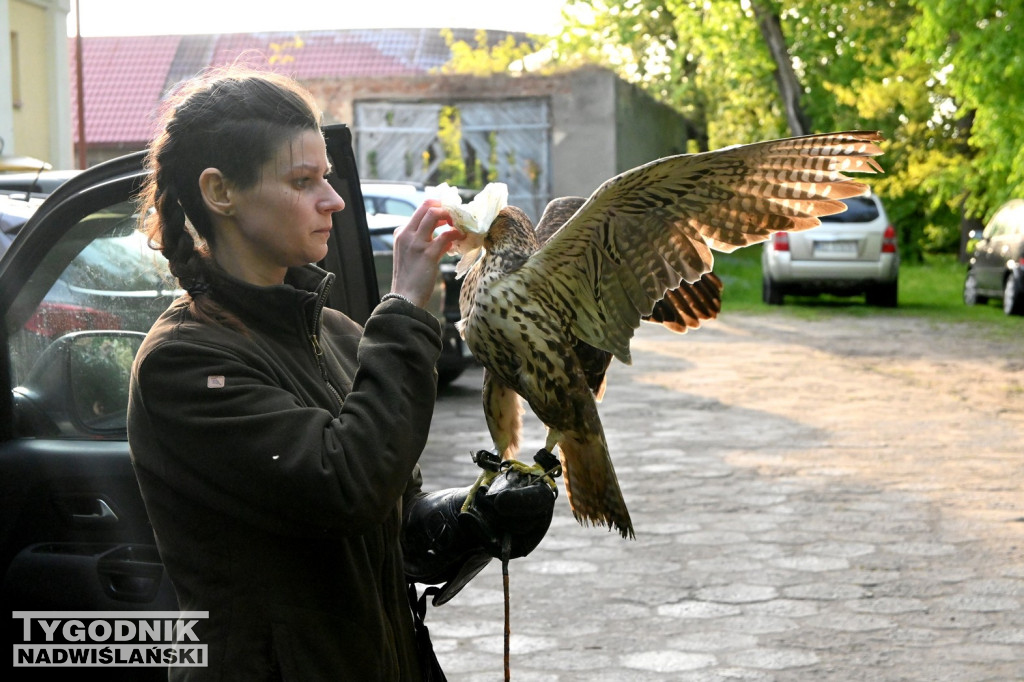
[458,448,560,561]
[403,448,560,605]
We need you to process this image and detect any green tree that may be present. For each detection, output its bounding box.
[906,1,1024,230]
[551,0,980,259]
[437,106,466,186]
[436,29,540,75]
[439,1,1023,259]
[550,0,784,151]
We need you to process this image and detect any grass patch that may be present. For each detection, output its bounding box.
[711,248,1023,338]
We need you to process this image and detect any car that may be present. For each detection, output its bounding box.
[0,194,44,258]
[361,181,427,218]
[760,192,899,307]
[361,180,473,385]
[364,210,472,386]
[0,169,81,199]
[963,198,1024,316]
[0,126,446,677]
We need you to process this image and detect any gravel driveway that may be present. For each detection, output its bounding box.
[416,311,1024,681]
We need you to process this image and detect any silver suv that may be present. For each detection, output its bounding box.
[761,192,899,307]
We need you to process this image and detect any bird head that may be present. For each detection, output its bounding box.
[483,206,539,260]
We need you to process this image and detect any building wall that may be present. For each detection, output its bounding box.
[3,0,72,168]
[614,77,690,172]
[307,66,689,204]
[546,67,618,199]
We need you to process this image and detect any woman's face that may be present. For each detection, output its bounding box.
[217,129,345,285]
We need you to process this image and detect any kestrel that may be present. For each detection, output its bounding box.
[446,131,885,538]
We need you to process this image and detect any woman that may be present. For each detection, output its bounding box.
[127,69,554,681]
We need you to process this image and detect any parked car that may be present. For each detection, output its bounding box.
[361,181,427,218]
[963,198,1024,316]
[761,192,899,307]
[0,169,82,203]
[0,126,447,676]
[0,194,43,257]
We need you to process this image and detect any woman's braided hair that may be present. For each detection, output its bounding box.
[138,67,322,327]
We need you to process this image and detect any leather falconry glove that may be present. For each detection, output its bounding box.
[403,448,560,605]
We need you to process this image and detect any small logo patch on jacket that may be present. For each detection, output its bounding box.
[207,375,226,389]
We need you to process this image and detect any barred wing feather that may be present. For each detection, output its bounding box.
[519,130,884,365]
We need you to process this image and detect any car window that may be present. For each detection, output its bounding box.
[377,197,417,216]
[983,204,1012,240]
[820,196,880,223]
[1005,202,1024,237]
[6,199,178,439]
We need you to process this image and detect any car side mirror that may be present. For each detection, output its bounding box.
[12,330,145,438]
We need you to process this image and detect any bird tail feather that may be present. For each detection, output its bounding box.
[558,430,634,539]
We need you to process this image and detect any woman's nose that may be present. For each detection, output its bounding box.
[320,184,345,214]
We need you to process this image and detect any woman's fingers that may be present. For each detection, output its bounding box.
[388,201,463,307]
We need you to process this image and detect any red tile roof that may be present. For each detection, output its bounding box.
[70,35,182,145]
[70,28,526,147]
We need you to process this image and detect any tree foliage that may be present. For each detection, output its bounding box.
[437,2,1023,258]
[436,29,540,76]
[533,0,1022,259]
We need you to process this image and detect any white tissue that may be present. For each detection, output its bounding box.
[428,182,508,278]
[429,182,508,234]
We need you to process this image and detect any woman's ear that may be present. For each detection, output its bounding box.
[198,168,235,218]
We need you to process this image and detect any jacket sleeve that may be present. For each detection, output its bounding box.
[128,298,442,538]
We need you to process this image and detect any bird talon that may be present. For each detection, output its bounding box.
[498,458,559,495]
[461,468,499,513]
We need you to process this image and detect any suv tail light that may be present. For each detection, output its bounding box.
[882,224,897,253]
[771,232,790,251]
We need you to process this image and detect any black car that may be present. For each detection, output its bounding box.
[367,218,470,387]
[0,126,409,678]
[963,198,1024,316]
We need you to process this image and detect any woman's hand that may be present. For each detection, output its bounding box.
[389,199,464,308]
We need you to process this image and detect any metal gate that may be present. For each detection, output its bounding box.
[354,99,551,221]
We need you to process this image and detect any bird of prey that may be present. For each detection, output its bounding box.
[445,131,885,539]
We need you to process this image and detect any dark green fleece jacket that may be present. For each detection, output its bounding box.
[127,264,441,681]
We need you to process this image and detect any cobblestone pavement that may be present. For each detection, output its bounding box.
[415,312,1024,681]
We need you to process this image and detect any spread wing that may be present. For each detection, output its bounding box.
[518,130,884,364]
[535,196,724,400]
[536,196,724,336]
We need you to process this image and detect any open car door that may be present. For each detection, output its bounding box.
[0,125,377,679]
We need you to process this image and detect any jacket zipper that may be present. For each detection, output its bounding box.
[308,277,345,412]
[309,332,344,411]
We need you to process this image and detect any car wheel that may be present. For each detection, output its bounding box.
[963,271,987,306]
[762,276,784,305]
[866,281,898,308]
[1003,276,1024,316]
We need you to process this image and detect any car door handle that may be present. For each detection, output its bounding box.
[53,495,120,526]
[97,545,165,603]
[73,498,120,524]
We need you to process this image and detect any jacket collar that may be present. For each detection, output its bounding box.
[205,264,336,336]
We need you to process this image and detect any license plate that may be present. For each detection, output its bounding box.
[814,240,857,255]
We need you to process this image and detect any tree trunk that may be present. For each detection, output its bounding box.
[751,1,811,136]
[954,110,982,262]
